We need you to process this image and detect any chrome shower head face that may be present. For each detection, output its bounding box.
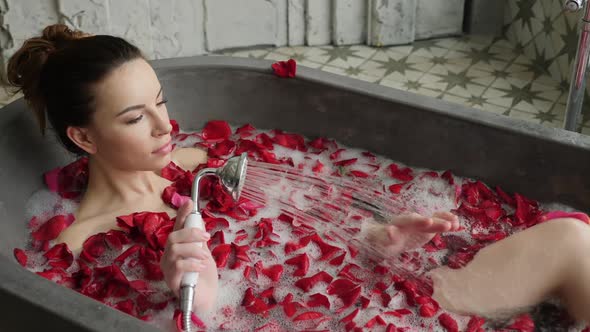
[217,152,248,201]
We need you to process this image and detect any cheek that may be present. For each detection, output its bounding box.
[98,124,150,157]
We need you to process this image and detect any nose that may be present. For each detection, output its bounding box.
[152,109,172,137]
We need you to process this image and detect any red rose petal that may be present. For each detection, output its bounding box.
[295,271,334,292]
[418,300,439,318]
[311,235,343,261]
[44,157,89,198]
[326,279,361,311]
[466,316,485,332]
[374,265,389,275]
[438,313,459,332]
[312,160,324,173]
[170,119,179,135]
[421,171,439,178]
[236,124,256,138]
[161,162,186,181]
[233,230,248,244]
[329,253,346,266]
[256,133,275,149]
[388,164,414,182]
[114,299,136,316]
[385,323,398,332]
[173,309,206,331]
[359,296,370,309]
[389,183,405,194]
[384,309,412,317]
[337,264,363,283]
[307,293,330,309]
[541,211,590,225]
[362,151,377,160]
[44,243,74,269]
[202,120,232,142]
[334,158,358,167]
[32,214,75,242]
[272,130,307,151]
[255,261,284,281]
[293,311,324,322]
[285,253,310,277]
[242,287,277,317]
[340,308,359,323]
[44,167,61,193]
[271,59,297,78]
[349,170,370,178]
[13,248,28,267]
[114,244,142,265]
[208,140,236,158]
[203,216,230,232]
[441,170,455,185]
[495,186,515,206]
[506,314,534,332]
[365,315,386,328]
[211,244,232,268]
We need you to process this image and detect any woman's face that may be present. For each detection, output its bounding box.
[79,58,173,171]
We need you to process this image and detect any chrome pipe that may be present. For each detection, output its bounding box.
[564,0,590,131]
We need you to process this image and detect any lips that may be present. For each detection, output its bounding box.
[152,140,172,154]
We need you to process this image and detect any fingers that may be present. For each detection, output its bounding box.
[393,211,460,234]
[386,225,401,243]
[433,211,461,231]
[173,200,195,231]
[168,227,210,245]
[424,218,453,233]
[433,211,457,222]
[167,242,211,261]
[169,259,210,295]
[391,213,432,229]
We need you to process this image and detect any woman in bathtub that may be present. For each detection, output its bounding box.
[7,24,216,316]
[8,24,590,324]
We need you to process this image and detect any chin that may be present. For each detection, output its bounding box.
[153,154,173,169]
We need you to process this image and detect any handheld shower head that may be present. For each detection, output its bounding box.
[217,152,248,202]
[190,152,248,212]
[181,152,248,331]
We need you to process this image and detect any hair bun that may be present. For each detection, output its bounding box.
[41,24,88,51]
[6,24,88,133]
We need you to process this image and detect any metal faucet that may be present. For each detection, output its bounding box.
[563,0,590,131]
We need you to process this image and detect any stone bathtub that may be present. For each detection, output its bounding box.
[1,56,589,331]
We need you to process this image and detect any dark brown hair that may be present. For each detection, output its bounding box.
[7,24,143,154]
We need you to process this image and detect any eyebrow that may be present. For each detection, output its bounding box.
[116,87,163,117]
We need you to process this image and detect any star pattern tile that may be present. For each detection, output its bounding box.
[6,23,590,135]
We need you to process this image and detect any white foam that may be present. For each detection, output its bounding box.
[22,125,587,332]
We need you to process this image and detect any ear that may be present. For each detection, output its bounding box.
[66,126,97,154]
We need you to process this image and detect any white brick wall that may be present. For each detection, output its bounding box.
[1,0,470,69]
[333,0,366,45]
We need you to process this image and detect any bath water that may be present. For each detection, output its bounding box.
[18,121,586,332]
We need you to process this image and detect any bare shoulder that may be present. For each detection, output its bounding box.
[171,147,207,171]
[54,214,123,253]
[54,218,94,253]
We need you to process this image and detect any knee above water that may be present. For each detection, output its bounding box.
[545,218,590,254]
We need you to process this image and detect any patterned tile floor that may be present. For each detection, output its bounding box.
[1,34,586,134]
[222,35,590,135]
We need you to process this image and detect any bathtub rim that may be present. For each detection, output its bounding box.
[151,55,590,150]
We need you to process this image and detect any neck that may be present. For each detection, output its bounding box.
[84,155,161,205]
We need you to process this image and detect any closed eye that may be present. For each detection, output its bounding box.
[127,115,143,124]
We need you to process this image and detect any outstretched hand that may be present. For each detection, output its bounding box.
[367,211,460,255]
